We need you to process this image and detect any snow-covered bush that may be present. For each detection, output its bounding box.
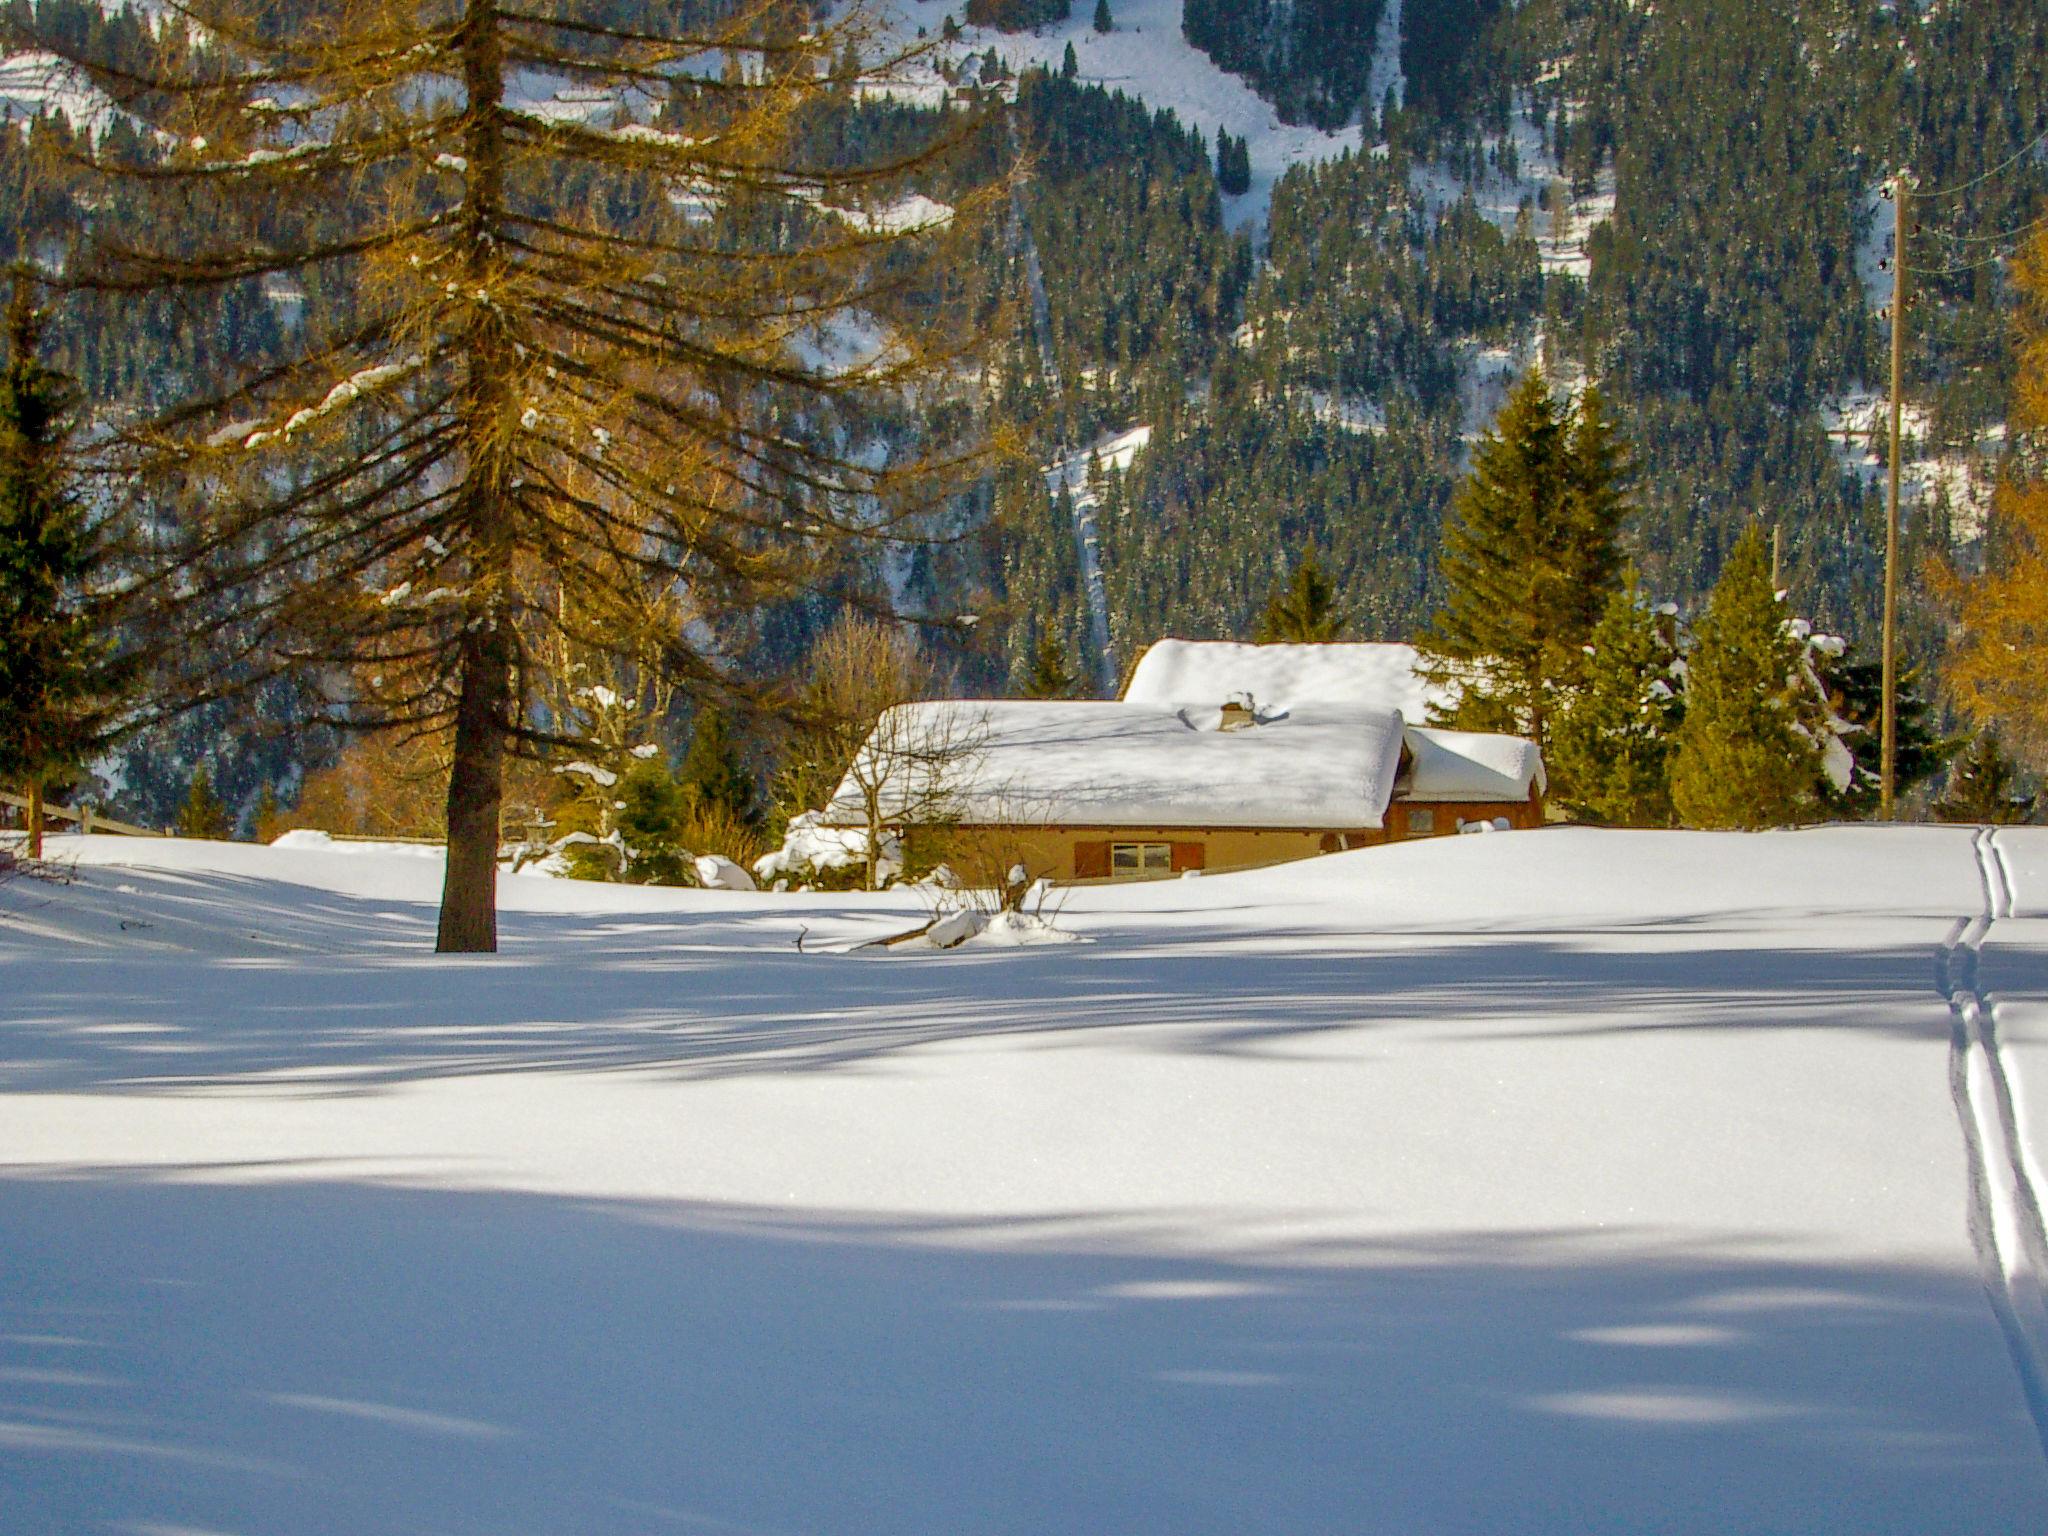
[754,811,900,891]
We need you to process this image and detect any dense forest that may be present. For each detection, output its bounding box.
[2,0,2045,825]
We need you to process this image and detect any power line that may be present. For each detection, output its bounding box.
[1904,212,2048,278]
[1917,125,2048,200]
[1943,210,2048,246]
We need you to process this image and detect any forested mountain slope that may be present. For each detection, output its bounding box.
[2,0,2043,818]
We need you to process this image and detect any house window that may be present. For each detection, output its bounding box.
[1111,842,1173,877]
[1406,807,1437,835]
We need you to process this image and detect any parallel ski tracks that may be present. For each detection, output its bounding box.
[1942,827,2048,1457]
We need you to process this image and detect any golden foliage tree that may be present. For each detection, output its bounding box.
[31,0,1002,948]
[1942,222,2048,764]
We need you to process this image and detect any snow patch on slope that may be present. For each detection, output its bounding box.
[858,0,1366,232]
[1409,91,1614,279]
[1822,391,2006,545]
[0,51,132,140]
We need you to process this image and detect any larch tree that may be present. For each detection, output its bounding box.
[1943,223,2048,765]
[29,0,1002,949]
[0,270,117,859]
[1419,371,1633,752]
[1669,526,1820,829]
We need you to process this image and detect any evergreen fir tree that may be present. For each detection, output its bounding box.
[1550,383,1633,648]
[1419,372,1569,742]
[0,270,113,860]
[1935,734,2037,825]
[176,766,233,840]
[1669,528,1821,829]
[614,761,696,885]
[1093,0,1114,33]
[1253,548,1345,642]
[1420,372,1633,749]
[678,705,758,828]
[1062,40,1078,79]
[1547,572,1681,825]
[1022,632,1078,697]
[1216,131,1252,197]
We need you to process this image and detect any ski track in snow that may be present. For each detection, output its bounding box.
[1943,827,2048,1459]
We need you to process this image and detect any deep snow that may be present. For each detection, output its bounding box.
[4,825,2048,1533]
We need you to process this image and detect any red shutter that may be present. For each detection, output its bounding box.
[1073,840,1110,879]
[1170,841,1206,872]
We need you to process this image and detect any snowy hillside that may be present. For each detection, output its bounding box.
[862,0,1368,230]
[5,826,2048,1532]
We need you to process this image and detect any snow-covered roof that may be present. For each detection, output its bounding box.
[1122,639,1454,722]
[1402,727,1546,804]
[821,700,1407,831]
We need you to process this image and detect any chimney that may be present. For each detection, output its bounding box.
[1219,693,1256,731]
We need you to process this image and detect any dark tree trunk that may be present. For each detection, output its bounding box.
[27,779,43,861]
[435,0,512,956]
[436,624,511,952]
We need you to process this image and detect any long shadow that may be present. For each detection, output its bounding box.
[0,1169,2041,1536]
[0,915,1971,1093]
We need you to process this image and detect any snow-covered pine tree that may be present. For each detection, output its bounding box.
[31,0,1001,950]
[1546,571,1681,825]
[1252,546,1344,642]
[1669,527,1821,829]
[0,270,118,859]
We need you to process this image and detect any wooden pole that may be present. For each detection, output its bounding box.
[26,780,42,862]
[1881,170,1910,822]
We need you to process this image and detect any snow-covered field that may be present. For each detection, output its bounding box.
[5,825,2048,1533]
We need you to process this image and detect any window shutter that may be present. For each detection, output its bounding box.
[1170,841,1206,872]
[1073,840,1110,879]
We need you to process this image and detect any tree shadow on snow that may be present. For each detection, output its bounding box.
[0,907,1975,1093]
[0,1168,2042,1536]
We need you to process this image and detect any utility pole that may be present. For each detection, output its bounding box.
[1881,168,1910,821]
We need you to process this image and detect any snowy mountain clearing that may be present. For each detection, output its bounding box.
[4,826,2048,1531]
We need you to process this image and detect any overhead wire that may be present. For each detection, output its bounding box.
[1915,125,2048,200]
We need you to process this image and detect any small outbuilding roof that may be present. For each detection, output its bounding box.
[1402,726,1547,803]
[1122,639,1454,721]
[821,700,1408,831]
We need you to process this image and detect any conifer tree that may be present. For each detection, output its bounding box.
[176,765,233,840]
[1215,131,1251,197]
[1810,655,1955,818]
[1547,571,1681,825]
[1253,547,1344,642]
[1669,527,1820,829]
[0,270,115,860]
[1062,40,1078,79]
[34,0,1000,950]
[1022,631,1077,697]
[679,704,757,828]
[1419,371,1567,742]
[1420,371,1632,750]
[1935,734,2036,825]
[1093,0,1114,34]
